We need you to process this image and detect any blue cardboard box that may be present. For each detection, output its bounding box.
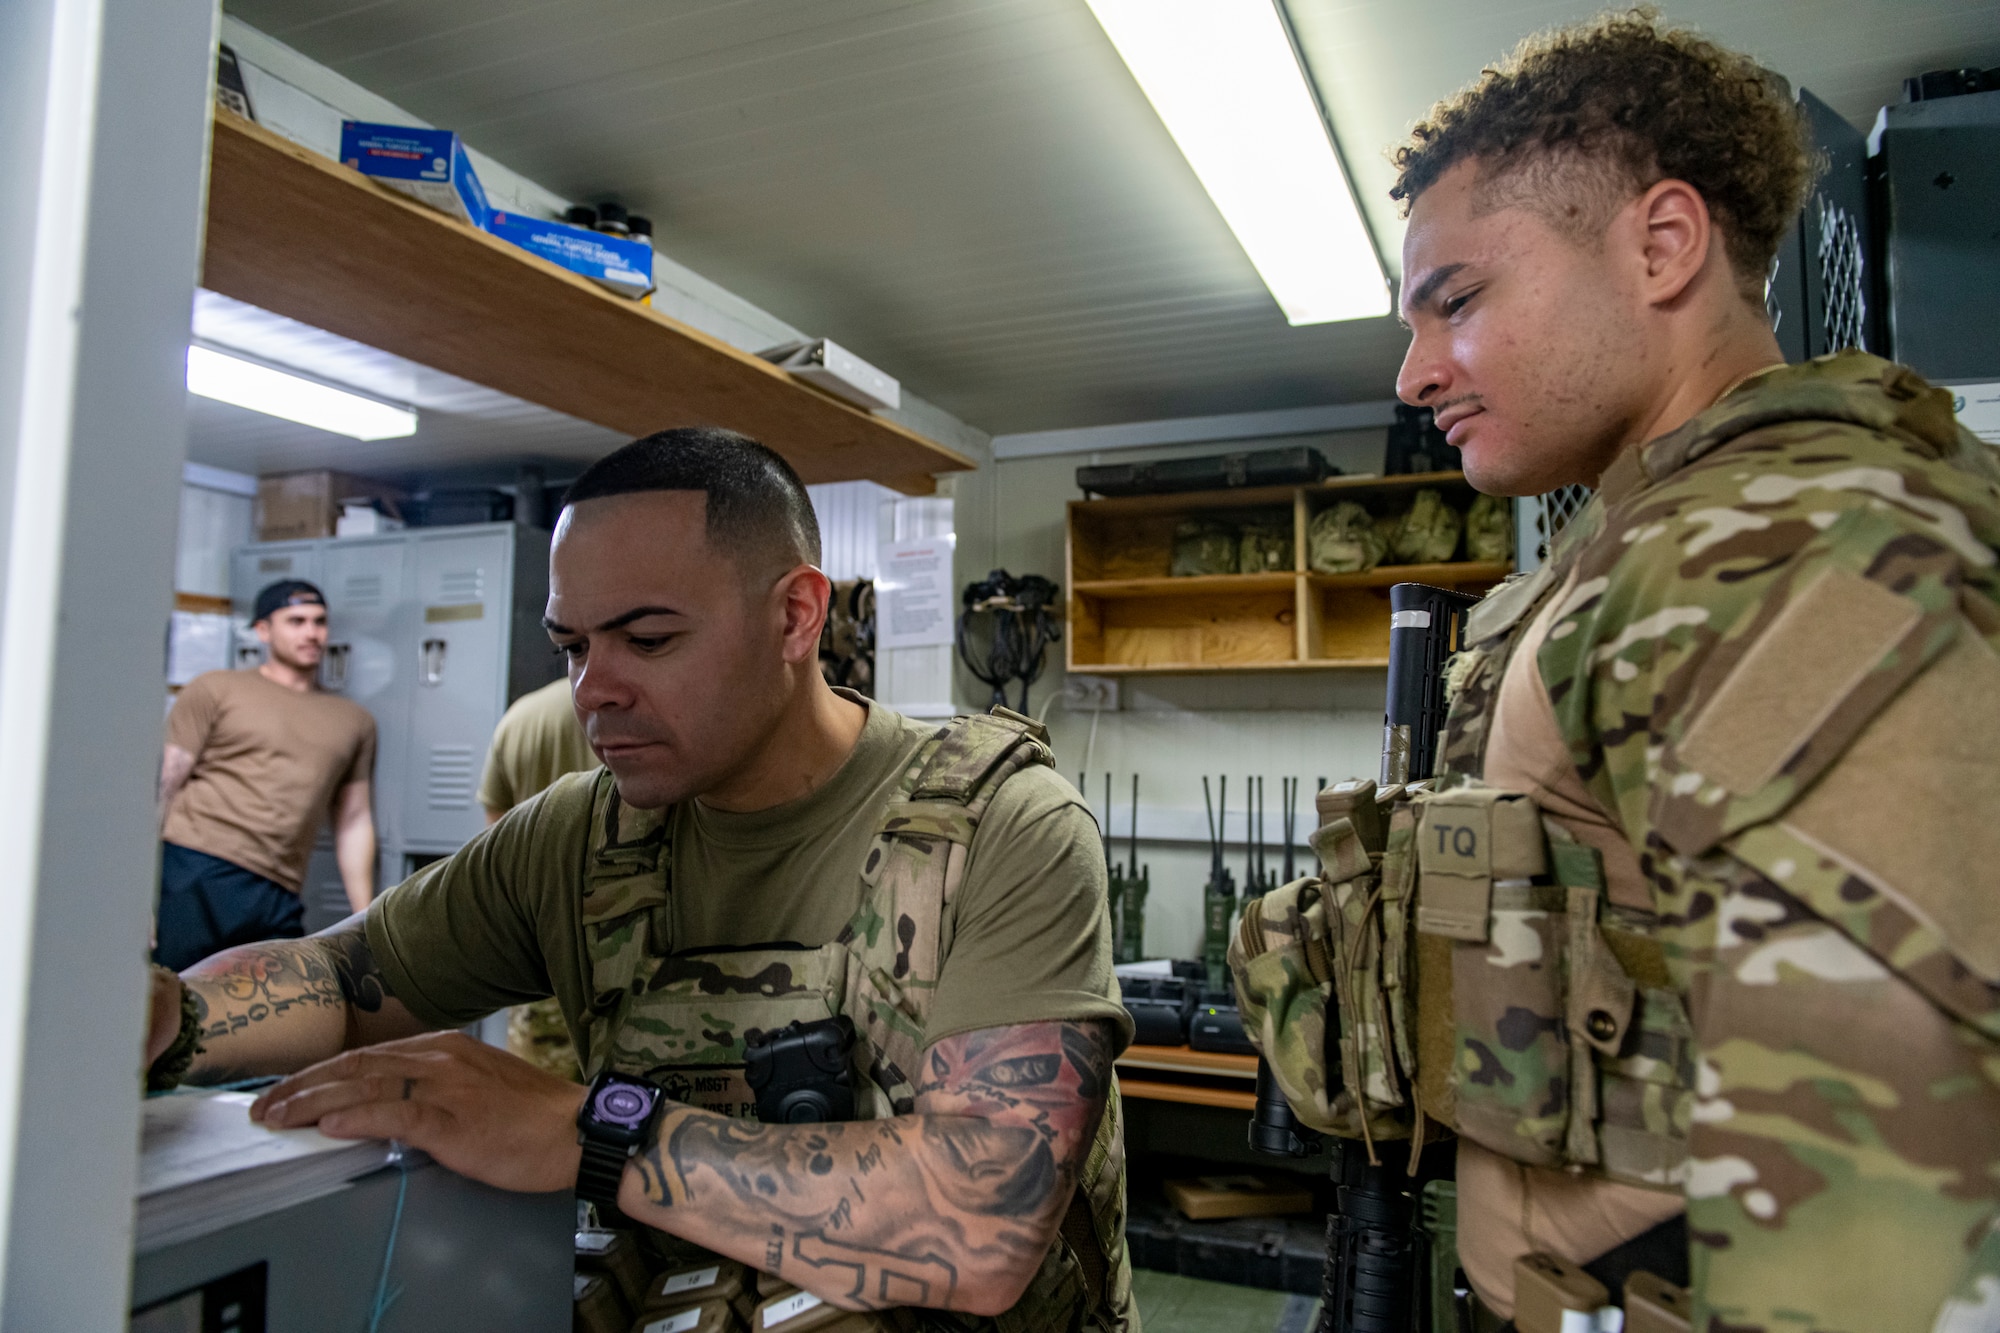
[339,120,490,228]
[484,211,655,300]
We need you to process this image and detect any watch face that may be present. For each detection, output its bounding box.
[592,1078,658,1130]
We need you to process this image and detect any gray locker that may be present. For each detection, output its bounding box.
[229,523,561,910]
[405,528,513,851]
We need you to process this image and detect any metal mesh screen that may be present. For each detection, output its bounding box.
[1536,482,1584,548]
[1815,194,1868,353]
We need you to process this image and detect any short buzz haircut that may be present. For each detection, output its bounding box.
[561,427,821,580]
[1389,7,1816,296]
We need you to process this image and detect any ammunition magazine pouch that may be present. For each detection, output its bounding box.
[1229,779,1424,1146]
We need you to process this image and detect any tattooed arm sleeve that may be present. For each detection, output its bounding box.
[619,1018,1115,1316]
[181,913,436,1082]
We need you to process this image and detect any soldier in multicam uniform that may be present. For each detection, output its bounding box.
[1385,11,2000,1328]
[145,428,1136,1332]
[1231,11,2000,1331]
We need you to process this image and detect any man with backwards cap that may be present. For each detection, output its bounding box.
[155,579,378,970]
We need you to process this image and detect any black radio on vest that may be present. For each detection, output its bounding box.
[745,1015,858,1123]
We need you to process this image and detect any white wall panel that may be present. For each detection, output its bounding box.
[176,483,255,597]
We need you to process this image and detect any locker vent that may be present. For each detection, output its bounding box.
[438,568,484,603]
[344,574,384,607]
[427,745,476,810]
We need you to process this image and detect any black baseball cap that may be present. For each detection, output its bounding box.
[252,579,326,624]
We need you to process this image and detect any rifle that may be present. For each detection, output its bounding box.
[1249,583,1481,1333]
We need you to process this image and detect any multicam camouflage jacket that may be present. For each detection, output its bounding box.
[579,708,1134,1333]
[1441,352,2000,1331]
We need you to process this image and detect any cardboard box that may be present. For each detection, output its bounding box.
[485,210,654,299]
[339,119,491,226]
[254,470,404,542]
[1164,1173,1313,1221]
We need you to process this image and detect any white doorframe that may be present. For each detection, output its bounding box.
[0,0,218,1323]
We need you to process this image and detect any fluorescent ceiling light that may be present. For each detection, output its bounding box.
[186,344,418,440]
[1085,0,1389,325]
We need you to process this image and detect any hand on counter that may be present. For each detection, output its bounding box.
[250,1030,588,1194]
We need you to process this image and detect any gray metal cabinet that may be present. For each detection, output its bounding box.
[230,523,559,920]
[405,527,514,852]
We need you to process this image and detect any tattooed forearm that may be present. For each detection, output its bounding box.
[322,920,393,1013]
[179,916,425,1081]
[623,1019,1115,1316]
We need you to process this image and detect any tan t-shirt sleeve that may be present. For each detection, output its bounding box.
[165,673,222,754]
[340,717,377,788]
[364,775,594,1030]
[924,767,1133,1052]
[477,733,516,813]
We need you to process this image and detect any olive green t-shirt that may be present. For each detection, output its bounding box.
[366,700,1132,1057]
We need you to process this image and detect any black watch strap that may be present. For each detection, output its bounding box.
[576,1138,633,1212]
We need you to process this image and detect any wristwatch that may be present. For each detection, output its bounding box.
[575,1070,664,1214]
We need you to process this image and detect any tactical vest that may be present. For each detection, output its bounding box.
[1231,552,1694,1189]
[575,708,1134,1333]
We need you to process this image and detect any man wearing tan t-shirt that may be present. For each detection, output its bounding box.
[155,579,377,970]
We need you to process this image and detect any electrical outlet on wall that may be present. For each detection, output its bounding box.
[1062,674,1119,711]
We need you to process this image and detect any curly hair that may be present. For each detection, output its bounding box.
[1389,8,1816,292]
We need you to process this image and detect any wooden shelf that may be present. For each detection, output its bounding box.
[200,110,971,495]
[1066,475,1512,676]
[1117,1044,1260,1079]
[1083,657,1388,676]
[1308,469,1472,496]
[1074,573,1297,599]
[1115,1078,1256,1112]
[1307,561,1511,590]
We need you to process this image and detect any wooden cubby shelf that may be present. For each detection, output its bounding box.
[1115,1044,1260,1111]
[201,110,971,494]
[1067,473,1511,675]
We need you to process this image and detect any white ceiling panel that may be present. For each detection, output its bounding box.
[186,289,624,484]
[220,0,2000,435]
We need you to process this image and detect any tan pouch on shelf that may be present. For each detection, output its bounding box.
[577,1228,652,1311]
[641,1258,754,1323]
[576,1272,634,1333]
[630,1296,742,1333]
[1623,1271,1693,1333]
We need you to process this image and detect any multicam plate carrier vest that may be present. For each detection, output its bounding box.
[577,708,1134,1333]
[1234,352,2000,1328]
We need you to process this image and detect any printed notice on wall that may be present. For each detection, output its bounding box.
[1952,382,2000,447]
[876,535,957,650]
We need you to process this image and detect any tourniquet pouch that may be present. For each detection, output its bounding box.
[1416,785,1690,1181]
